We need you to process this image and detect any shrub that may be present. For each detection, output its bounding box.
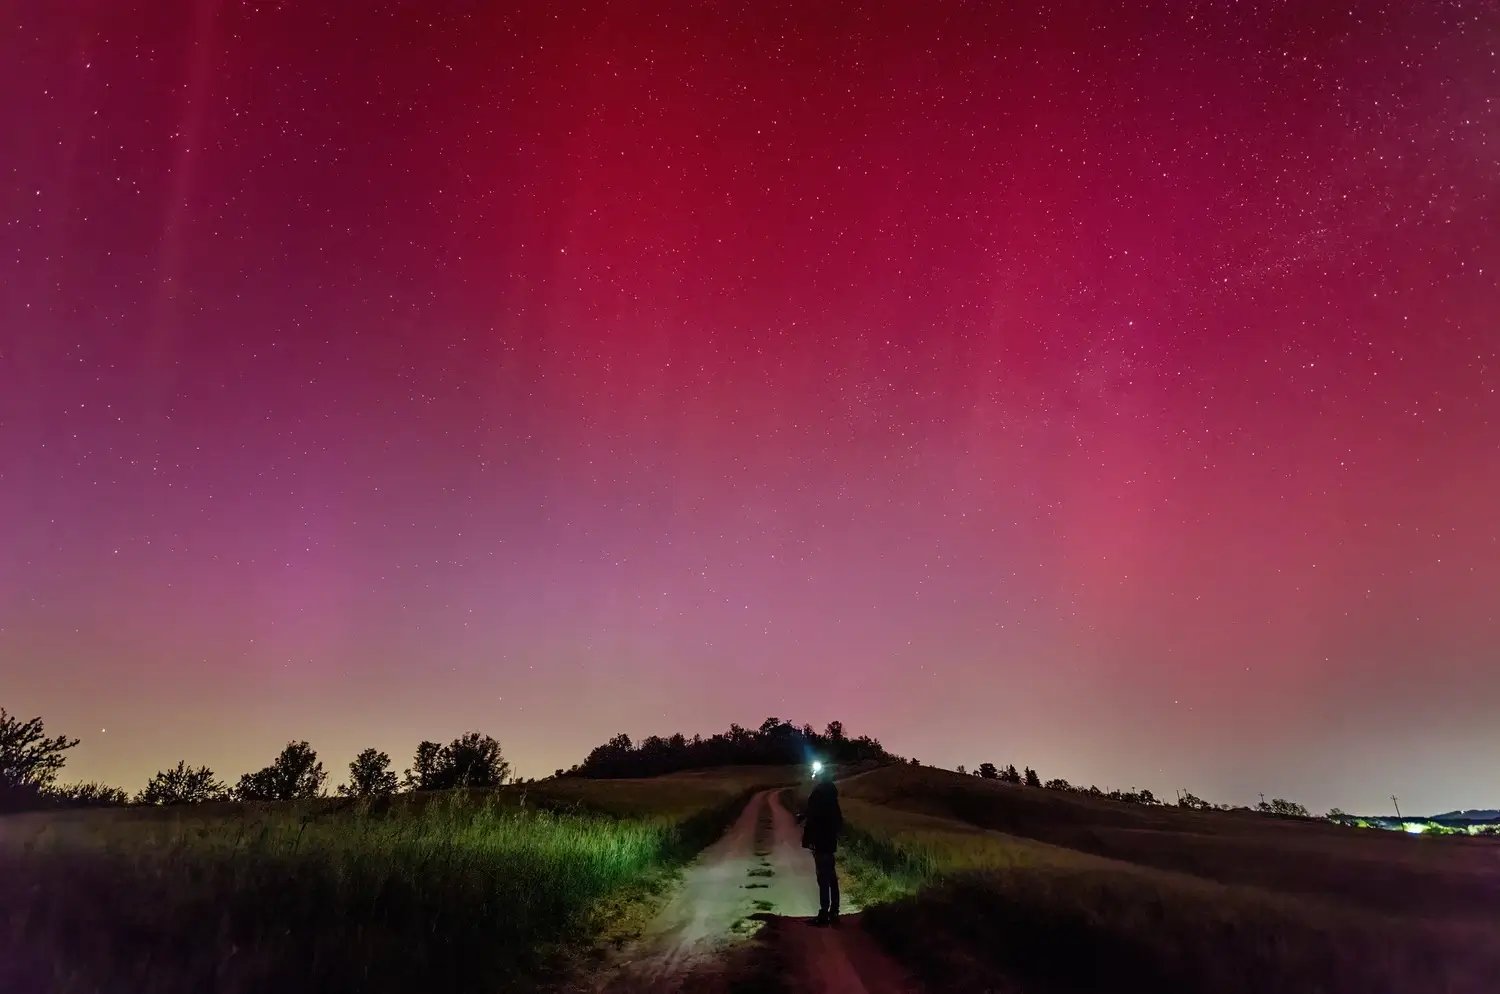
[139,762,228,805]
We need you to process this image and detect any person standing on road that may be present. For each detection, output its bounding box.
[798,763,843,926]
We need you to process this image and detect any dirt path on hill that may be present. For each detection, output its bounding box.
[595,788,922,994]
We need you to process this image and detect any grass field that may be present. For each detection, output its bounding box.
[836,766,1500,994]
[11,763,1496,993]
[0,767,792,994]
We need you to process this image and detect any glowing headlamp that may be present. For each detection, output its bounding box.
[811,761,823,775]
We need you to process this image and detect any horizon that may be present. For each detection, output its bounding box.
[4,3,1497,818]
[19,712,1496,819]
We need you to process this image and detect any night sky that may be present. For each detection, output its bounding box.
[3,2,1497,815]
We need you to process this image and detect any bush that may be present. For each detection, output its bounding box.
[1258,797,1311,818]
[50,782,129,807]
[139,762,228,805]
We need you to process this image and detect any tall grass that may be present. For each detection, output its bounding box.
[838,797,1500,994]
[0,788,749,994]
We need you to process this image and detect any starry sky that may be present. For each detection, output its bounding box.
[3,2,1497,815]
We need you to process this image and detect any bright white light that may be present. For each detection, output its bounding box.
[811,761,823,775]
[1403,822,1427,834]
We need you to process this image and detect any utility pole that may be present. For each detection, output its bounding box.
[1259,792,1266,808]
[1392,795,1402,819]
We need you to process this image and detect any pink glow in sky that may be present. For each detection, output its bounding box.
[3,2,1497,814]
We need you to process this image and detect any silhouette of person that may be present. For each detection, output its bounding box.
[797,763,843,925]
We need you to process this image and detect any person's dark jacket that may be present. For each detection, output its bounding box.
[801,780,843,852]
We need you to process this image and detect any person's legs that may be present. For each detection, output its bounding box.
[826,850,840,917]
[813,850,829,918]
[814,850,839,918]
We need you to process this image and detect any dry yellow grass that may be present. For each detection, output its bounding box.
[842,764,1500,918]
[834,766,1500,994]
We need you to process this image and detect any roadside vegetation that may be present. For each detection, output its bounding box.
[0,771,785,994]
[837,766,1500,994]
[0,706,800,994]
[9,705,1498,992]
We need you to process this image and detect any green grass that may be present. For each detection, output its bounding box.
[835,767,1500,994]
[0,769,790,994]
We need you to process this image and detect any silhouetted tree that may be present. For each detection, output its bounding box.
[1278,798,1309,817]
[429,732,509,789]
[51,781,128,806]
[1023,766,1042,788]
[1044,778,1073,791]
[955,764,967,775]
[236,741,326,801]
[570,719,904,778]
[1001,764,1022,784]
[0,708,79,808]
[1177,790,1212,811]
[404,740,443,791]
[977,762,999,780]
[138,761,228,805]
[640,735,671,772]
[1259,797,1310,818]
[339,748,399,797]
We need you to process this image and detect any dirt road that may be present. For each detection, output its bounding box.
[597,789,921,994]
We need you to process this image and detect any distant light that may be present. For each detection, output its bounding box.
[811,761,823,775]
[1403,822,1427,834]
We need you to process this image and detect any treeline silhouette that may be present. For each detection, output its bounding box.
[956,761,1313,817]
[563,718,902,778]
[0,706,516,811]
[3,704,1321,819]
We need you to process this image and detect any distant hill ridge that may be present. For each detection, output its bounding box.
[1429,809,1500,822]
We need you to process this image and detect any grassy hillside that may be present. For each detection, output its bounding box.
[837,766,1500,994]
[842,764,1500,917]
[0,767,793,994]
